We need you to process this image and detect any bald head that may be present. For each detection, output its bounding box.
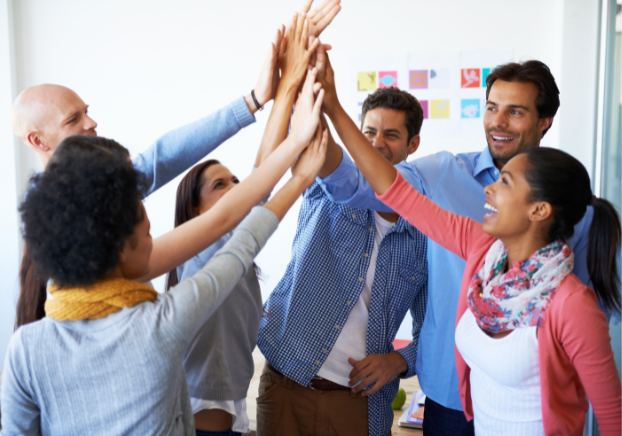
[11,84,97,167]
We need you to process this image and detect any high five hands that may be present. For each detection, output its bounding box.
[290,68,325,150]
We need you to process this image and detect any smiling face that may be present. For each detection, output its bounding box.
[361,108,419,165]
[484,80,552,169]
[482,153,553,246]
[43,88,98,148]
[11,84,98,167]
[195,164,240,215]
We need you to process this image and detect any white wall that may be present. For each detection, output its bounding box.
[0,0,602,368]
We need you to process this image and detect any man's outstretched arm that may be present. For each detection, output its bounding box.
[313,49,425,211]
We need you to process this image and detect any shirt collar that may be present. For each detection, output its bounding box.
[473,146,497,178]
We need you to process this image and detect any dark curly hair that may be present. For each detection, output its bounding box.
[361,87,424,143]
[20,135,147,287]
[486,60,560,137]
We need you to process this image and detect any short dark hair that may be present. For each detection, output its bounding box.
[20,135,146,287]
[486,60,560,137]
[361,87,424,143]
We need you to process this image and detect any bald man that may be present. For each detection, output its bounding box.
[11,83,269,195]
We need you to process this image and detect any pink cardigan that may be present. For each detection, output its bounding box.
[378,172,621,435]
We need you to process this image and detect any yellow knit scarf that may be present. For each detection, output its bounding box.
[45,278,158,321]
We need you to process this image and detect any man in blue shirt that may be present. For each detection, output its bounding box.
[257,86,428,436]
[10,77,269,328]
[315,57,593,435]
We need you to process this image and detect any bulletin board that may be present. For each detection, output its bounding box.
[348,50,512,138]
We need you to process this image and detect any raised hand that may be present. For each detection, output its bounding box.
[311,42,339,114]
[279,13,320,94]
[297,0,341,38]
[292,125,328,184]
[290,68,324,150]
[251,25,285,108]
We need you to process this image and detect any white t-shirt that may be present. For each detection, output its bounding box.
[455,310,544,436]
[190,398,249,433]
[316,212,394,386]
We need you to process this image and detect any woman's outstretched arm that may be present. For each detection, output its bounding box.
[162,124,328,342]
[140,69,324,282]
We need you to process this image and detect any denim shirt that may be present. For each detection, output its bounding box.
[316,146,594,412]
[258,182,428,436]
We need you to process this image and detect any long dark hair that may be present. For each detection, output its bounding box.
[165,159,220,290]
[15,135,137,329]
[523,147,621,314]
[15,245,47,329]
[164,160,261,291]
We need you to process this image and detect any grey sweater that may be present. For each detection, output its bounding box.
[0,207,278,436]
[178,233,262,401]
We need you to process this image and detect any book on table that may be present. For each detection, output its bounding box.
[398,390,425,429]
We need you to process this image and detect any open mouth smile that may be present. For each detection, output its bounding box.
[484,202,498,219]
[491,135,515,142]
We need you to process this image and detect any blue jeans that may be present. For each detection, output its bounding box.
[422,396,475,436]
[195,430,241,436]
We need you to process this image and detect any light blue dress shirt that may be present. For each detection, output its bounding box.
[131,96,255,195]
[317,145,593,411]
[258,182,428,436]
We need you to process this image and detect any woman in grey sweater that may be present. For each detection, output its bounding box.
[1,68,327,435]
[166,159,266,435]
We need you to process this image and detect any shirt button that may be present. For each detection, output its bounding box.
[363,253,369,258]
[411,276,416,281]
[312,366,315,370]
[316,360,321,365]
[358,277,364,282]
[335,325,340,329]
[352,214,356,219]
[323,349,328,353]
[369,227,373,232]
[346,300,351,305]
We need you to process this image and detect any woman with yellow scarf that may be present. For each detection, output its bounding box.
[0,68,327,434]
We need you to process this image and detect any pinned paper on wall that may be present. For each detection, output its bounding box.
[429,69,450,89]
[379,71,398,88]
[481,68,492,87]
[461,69,480,88]
[461,99,480,118]
[409,70,428,89]
[419,100,429,119]
[430,99,450,119]
[349,50,511,138]
[358,72,377,91]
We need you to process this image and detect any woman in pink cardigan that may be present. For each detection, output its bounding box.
[339,139,621,433]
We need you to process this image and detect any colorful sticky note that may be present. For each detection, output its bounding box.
[461,68,481,88]
[429,69,450,89]
[481,68,492,87]
[378,71,398,88]
[419,100,429,119]
[358,72,377,91]
[431,99,450,119]
[461,99,480,118]
[409,70,428,89]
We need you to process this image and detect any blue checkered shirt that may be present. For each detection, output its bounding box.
[258,182,428,436]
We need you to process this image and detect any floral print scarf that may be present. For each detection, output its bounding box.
[467,240,574,333]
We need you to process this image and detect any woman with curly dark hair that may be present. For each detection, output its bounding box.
[0,68,328,434]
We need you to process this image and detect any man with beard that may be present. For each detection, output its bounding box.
[315,59,594,435]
